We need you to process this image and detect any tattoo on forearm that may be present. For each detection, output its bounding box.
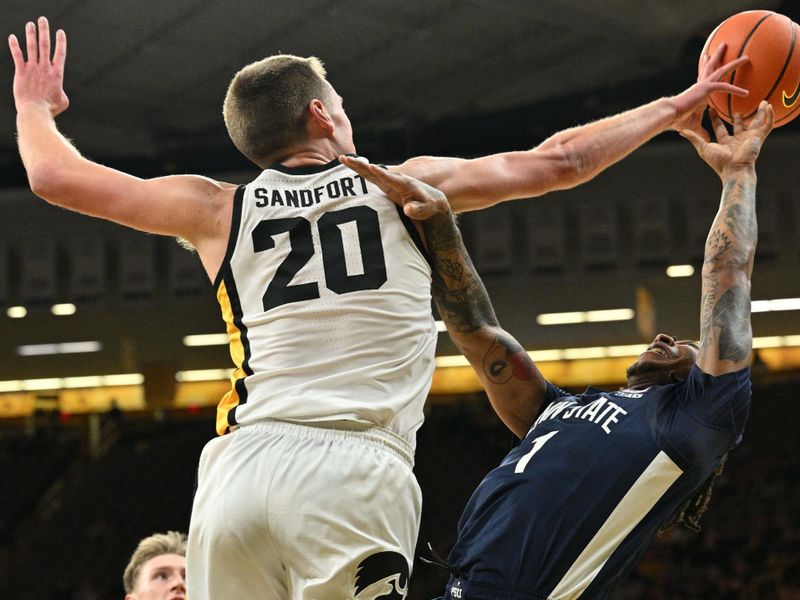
[699,172,756,362]
[705,230,732,264]
[436,256,464,281]
[700,286,751,360]
[483,333,536,384]
[424,214,499,332]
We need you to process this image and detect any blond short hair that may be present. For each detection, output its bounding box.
[223,54,329,166]
[123,531,187,593]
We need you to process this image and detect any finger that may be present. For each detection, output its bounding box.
[748,101,767,129]
[709,82,749,97]
[679,127,710,146]
[758,101,774,134]
[53,28,67,72]
[8,34,25,71]
[38,16,50,64]
[711,55,749,81]
[25,21,37,63]
[339,155,375,180]
[679,126,708,151]
[704,43,726,72]
[339,155,400,194]
[709,108,729,140]
[732,111,744,134]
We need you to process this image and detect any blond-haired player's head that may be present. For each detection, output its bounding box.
[224,54,354,166]
[123,531,186,600]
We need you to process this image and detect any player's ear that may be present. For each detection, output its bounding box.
[308,98,334,133]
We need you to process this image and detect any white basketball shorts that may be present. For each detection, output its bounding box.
[186,419,422,599]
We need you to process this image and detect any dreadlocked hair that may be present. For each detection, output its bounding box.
[659,452,728,535]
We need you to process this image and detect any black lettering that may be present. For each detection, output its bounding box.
[326,180,341,199]
[313,186,324,205]
[299,190,314,207]
[355,175,369,194]
[284,189,299,208]
[271,189,284,207]
[340,177,356,197]
[255,188,269,207]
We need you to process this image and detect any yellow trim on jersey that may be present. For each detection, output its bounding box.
[216,279,247,435]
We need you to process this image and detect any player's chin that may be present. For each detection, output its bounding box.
[626,358,671,380]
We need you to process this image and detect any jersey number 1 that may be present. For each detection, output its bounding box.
[252,206,387,311]
[514,430,558,474]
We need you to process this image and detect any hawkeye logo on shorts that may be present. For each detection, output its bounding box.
[354,551,409,599]
[782,78,800,108]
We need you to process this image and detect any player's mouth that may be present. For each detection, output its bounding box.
[643,341,674,359]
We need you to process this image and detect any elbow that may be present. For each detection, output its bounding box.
[26,164,69,205]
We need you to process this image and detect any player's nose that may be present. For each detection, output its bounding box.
[653,333,676,346]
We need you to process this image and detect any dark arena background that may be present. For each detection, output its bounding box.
[1,1,800,598]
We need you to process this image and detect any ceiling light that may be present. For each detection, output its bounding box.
[183,333,229,347]
[51,303,77,316]
[176,369,233,382]
[666,264,695,278]
[6,306,27,319]
[17,341,102,356]
[537,308,634,325]
[751,297,800,313]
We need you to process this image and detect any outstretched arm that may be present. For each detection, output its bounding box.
[9,18,234,278]
[395,44,748,213]
[340,155,547,437]
[682,102,774,375]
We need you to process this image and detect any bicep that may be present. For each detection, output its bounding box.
[37,158,232,242]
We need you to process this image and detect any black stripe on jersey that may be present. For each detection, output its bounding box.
[395,205,433,268]
[212,185,246,290]
[222,269,253,429]
[266,157,343,175]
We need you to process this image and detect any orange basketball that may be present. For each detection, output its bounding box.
[700,10,800,127]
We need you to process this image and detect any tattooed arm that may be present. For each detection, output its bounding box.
[682,102,774,375]
[339,155,548,437]
[422,209,548,436]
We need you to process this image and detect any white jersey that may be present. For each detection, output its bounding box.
[213,158,437,447]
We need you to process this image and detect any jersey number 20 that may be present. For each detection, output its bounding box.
[252,206,387,310]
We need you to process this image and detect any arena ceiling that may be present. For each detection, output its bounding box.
[0,0,792,176]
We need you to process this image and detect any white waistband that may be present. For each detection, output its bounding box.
[235,419,415,468]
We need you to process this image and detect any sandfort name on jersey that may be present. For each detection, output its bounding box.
[533,396,629,434]
[254,174,369,208]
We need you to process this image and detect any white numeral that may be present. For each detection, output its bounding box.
[514,430,558,474]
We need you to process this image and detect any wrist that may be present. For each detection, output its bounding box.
[721,163,756,181]
[16,100,55,119]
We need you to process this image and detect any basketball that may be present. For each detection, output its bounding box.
[700,10,800,127]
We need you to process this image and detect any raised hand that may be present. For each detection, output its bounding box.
[671,43,749,138]
[339,154,451,220]
[9,16,69,116]
[682,101,774,179]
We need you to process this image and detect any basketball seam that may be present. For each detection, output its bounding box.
[728,12,775,118]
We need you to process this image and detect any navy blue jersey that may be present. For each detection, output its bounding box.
[443,365,751,600]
